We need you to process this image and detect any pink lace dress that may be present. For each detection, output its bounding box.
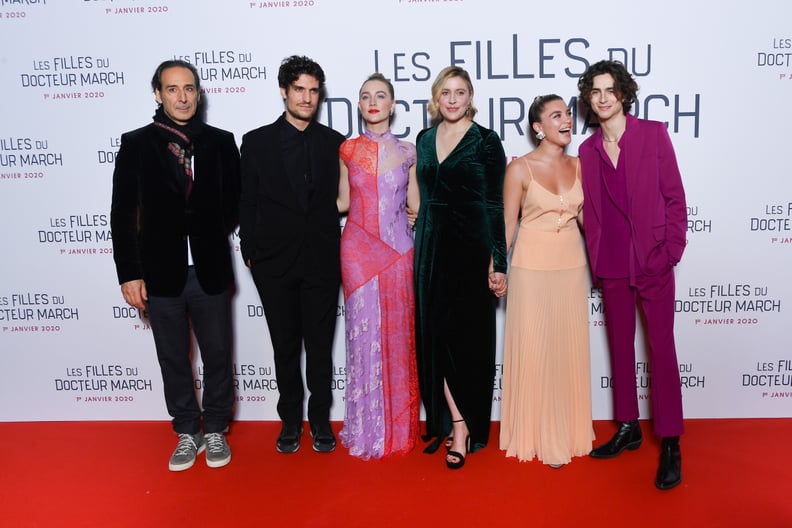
[338,129,419,459]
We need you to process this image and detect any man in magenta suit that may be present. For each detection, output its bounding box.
[577,60,687,490]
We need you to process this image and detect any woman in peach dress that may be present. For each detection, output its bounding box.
[499,95,594,467]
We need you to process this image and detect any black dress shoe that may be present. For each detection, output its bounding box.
[310,423,336,453]
[655,436,682,490]
[590,420,642,458]
[276,423,302,454]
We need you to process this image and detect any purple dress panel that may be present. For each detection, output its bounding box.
[338,129,419,459]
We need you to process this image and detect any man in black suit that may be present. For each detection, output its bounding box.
[239,55,344,453]
[111,60,240,471]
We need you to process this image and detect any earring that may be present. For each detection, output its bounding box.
[536,131,546,141]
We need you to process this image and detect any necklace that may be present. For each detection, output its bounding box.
[602,130,624,143]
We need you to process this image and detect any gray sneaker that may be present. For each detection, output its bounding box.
[168,432,205,472]
[205,432,231,468]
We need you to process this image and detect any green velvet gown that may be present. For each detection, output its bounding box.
[413,122,507,452]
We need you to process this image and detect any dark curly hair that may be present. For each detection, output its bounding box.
[277,55,326,92]
[577,60,638,114]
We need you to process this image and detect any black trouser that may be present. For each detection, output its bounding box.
[251,261,338,427]
[147,267,235,434]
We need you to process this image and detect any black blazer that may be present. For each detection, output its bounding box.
[239,114,344,279]
[110,122,241,297]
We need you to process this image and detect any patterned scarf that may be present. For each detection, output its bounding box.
[152,107,202,198]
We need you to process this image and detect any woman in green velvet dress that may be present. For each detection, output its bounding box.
[413,66,507,470]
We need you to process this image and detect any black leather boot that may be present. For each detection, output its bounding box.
[655,436,682,490]
[590,420,642,458]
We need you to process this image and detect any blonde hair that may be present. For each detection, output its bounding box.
[428,66,477,123]
[359,72,394,99]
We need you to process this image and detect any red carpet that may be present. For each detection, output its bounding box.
[2,419,790,527]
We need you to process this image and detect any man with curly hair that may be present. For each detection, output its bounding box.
[239,55,344,454]
[577,60,687,490]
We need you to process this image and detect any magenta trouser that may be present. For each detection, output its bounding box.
[600,267,684,438]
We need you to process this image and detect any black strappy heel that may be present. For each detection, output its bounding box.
[446,419,469,469]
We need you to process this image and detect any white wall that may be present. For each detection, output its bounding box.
[1,0,790,421]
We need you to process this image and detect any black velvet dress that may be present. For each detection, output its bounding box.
[413,122,507,452]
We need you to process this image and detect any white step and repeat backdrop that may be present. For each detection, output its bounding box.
[1,0,790,422]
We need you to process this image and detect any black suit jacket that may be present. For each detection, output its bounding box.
[110,122,241,296]
[239,114,344,279]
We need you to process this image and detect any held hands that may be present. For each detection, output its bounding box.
[406,206,418,228]
[489,271,507,298]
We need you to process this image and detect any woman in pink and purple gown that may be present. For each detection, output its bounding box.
[336,73,420,459]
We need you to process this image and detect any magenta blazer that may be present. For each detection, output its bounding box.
[579,113,687,279]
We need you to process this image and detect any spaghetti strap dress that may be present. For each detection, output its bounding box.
[499,158,594,465]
